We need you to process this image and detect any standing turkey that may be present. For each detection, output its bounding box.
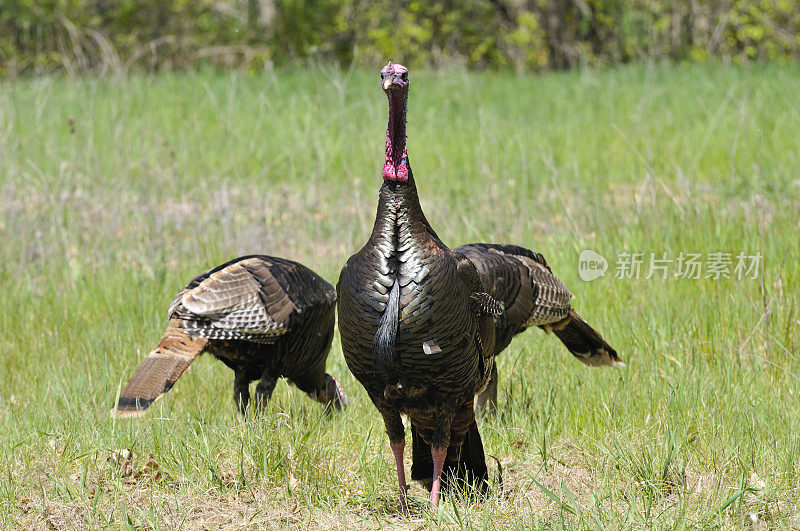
[115,255,347,417]
[337,62,504,510]
[454,244,623,414]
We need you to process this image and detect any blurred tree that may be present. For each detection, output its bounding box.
[0,0,798,74]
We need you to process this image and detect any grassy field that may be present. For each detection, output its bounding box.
[0,62,798,528]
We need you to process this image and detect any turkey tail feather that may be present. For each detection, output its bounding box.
[410,422,489,493]
[115,320,209,417]
[551,308,624,367]
[372,278,400,383]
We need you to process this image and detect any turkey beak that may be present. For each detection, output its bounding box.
[383,77,394,90]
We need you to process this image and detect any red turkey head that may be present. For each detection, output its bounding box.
[381,61,410,182]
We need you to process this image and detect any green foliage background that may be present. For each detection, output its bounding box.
[2,0,799,75]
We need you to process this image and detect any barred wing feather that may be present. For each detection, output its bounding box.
[169,258,294,341]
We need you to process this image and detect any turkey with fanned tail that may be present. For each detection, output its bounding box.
[114,255,347,417]
[337,62,504,510]
[454,243,623,414]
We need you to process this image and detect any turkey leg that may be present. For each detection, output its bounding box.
[381,410,409,510]
[390,440,409,511]
[430,446,448,508]
[254,371,278,410]
[476,364,498,416]
[429,413,453,508]
[233,370,251,414]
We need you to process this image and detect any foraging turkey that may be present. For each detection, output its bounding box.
[115,255,347,417]
[454,243,623,414]
[337,62,505,509]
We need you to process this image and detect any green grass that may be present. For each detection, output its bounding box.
[1,62,798,528]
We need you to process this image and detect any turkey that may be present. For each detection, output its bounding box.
[337,62,504,510]
[115,255,347,417]
[455,243,623,414]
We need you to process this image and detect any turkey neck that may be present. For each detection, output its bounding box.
[370,85,442,277]
[384,88,407,174]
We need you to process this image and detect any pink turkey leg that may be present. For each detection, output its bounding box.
[429,446,448,508]
[390,441,409,511]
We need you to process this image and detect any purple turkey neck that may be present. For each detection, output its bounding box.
[383,89,409,182]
